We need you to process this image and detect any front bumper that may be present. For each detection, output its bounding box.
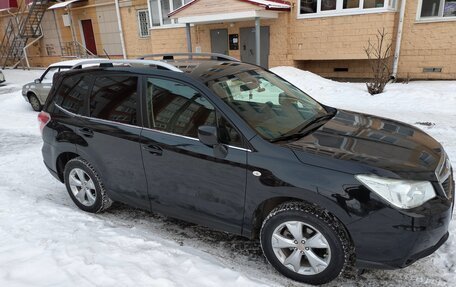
[348,186,454,270]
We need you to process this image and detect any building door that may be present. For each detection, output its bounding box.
[81,19,97,55]
[210,29,228,55]
[240,26,269,68]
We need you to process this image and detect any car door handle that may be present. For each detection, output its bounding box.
[78,128,94,137]
[142,144,163,156]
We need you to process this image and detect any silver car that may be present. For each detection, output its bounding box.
[0,70,5,84]
[22,59,103,111]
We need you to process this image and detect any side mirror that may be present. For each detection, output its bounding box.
[34,79,41,84]
[198,125,228,158]
[198,125,219,147]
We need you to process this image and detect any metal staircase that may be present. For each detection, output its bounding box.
[0,0,50,68]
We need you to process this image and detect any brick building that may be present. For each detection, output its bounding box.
[1,0,455,80]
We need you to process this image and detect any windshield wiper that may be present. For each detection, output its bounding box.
[269,111,336,143]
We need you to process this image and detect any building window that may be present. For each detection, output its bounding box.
[419,0,456,19]
[148,0,192,27]
[299,0,396,17]
[137,10,150,37]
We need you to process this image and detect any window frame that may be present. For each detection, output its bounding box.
[416,0,456,23]
[297,0,397,19]
[147,0,187,29]
[140,75,249,149]
[137,9,151,38]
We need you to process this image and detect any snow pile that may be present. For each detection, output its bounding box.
[1,67,456,286]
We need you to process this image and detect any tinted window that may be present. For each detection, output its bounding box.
[217,113,243,147]
[90,76,138,125]
[146,78,216,138]
[54,74,91,115]
[146,78,243,146]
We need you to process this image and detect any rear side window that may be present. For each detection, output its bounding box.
[90,76,138,126]
[54,74,91,115]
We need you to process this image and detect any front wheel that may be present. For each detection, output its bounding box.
[260,202,352,285]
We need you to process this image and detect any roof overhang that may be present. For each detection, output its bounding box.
[175,9,281,24]
[48,0,83,10]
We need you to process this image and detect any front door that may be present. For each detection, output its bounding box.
[81,19,97,55]
[140,76,248,234]
[210,29,229,55]
[240,26,270,68]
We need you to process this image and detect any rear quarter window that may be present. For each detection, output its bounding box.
[53,74,92,115]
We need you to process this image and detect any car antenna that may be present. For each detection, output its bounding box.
[103,49,111,60]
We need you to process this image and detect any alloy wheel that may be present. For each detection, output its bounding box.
[68,168,97,206]
[271,221,331,275]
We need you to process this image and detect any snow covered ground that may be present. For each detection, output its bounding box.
[0,67,455,287]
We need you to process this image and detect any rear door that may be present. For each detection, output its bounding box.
[139,76,248,234]
[74,71,149,209]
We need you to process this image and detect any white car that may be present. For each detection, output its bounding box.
[22,59,104,111]
[0,70,5,84]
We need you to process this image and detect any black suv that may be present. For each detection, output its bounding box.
[39,55,454,285]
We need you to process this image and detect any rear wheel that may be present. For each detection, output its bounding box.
[64,157,112,213]
[260,202,352,285]
[28,93,42,111]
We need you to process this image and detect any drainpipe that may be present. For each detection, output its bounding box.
[392,0,407,79]
[114,0,127,59]
[52,10,64,57]
[186,23,192,54]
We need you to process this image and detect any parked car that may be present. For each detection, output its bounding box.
[22,58,105,111]
[38,55,454,285]
[0,70,5,84]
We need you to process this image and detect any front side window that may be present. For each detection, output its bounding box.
[90,76,138,126]
[299,0,394,17]
[148,0,191,27]
[41,67,59,83]
[419,0,456,18]
[54,74,91,115]
[146,78,243,146]
[207,69,329,141]
[146,78,216,137]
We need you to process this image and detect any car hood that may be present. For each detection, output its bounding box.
[287,110,444,180]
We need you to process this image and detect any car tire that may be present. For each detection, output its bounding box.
[28,93,42,112]
[260,201,353,285]
[64,157,113,213]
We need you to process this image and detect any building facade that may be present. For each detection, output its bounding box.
[1,0,455,80]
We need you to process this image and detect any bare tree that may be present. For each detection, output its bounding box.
[364,28,393,95]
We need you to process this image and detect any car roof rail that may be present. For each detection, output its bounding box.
[138,53,240,62]
[69,59,183,72]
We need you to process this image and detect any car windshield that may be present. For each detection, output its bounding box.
[208,69,330,141]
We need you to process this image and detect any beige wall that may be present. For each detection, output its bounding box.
[397,0,456,79]
[288,2,397,61]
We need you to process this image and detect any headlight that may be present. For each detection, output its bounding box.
[355,174,436,209]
